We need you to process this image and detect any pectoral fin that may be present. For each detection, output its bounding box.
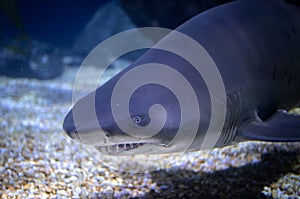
[238,110,300,142]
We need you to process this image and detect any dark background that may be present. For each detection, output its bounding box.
[0,0,109,48]
[0,0,299,49]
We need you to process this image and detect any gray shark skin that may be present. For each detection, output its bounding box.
[63,0,300,155]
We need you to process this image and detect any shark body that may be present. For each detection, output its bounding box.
[63,0,300,155]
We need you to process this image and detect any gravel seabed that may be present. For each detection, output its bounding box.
[0,66,299,199]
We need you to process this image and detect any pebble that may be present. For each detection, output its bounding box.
[0,67,299,198]
[160,185,169,190]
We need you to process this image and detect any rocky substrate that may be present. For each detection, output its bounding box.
[0,67,299,199]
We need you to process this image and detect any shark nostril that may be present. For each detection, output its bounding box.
[104,131,111,138]
[63,123,78,139]
[62,111,79,139]
[67,131,80,141]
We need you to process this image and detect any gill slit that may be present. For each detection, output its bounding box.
[218,89,241,147]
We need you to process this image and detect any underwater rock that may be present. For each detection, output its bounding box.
[73,0,137,54]
[0,39,62,79]
[73,0,152,69]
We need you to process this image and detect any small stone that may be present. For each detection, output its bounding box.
[57,189,68,196]
[41,192,49,198]
[178,184,186,189]
[65,175,78,184]
[271,189,278,198]
[160,185,169,190]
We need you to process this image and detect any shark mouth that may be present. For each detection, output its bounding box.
[95,143,145,154]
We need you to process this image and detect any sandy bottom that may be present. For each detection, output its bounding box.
[0,66,299,199]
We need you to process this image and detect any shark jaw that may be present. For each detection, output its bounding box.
[66,129,169,155]
[95,142,172,155]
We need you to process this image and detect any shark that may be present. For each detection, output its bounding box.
[63,0,300,155]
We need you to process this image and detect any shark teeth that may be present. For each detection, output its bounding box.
[96,143,145,154]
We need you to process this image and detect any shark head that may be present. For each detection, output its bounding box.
[63,84,186,155]
[63,42,215,156]
[62,59,214,155]
[63,70,191,155]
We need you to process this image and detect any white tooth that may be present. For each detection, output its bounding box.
[109,145,113,153]
[99,147,104,153]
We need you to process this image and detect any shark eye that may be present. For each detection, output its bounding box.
[132,115,143,124]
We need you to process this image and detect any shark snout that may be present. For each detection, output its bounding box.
[63,110,81,141]
[63,110,109,146]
